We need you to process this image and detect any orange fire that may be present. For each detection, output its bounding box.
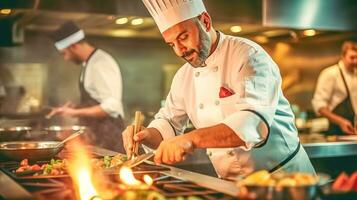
[66,140,154,199]
[67,142,99,200]
[76,167,99,200]
[120,167,141,186]
[119,167,153,189]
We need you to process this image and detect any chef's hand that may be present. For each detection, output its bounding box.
[46,102,76,118]
[122,125,143,159]
[338,119,355,135]
[122,126,163,159]
[154,135,194,165]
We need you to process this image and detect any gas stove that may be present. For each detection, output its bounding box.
[0,146,238,200]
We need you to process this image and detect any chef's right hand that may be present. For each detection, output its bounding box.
[122,125,146,158]
[338,119,355,135]
[122,126,164,159]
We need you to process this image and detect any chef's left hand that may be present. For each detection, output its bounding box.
[47,102,77,118]
[154,135,194,165]
[54,106,77,117]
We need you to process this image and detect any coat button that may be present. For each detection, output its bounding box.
[199,103,204,109]
[213,66,218,72]
[207,151,212,156]
[215,100,220,105]
[195,72,200,77]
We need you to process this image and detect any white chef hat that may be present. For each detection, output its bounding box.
[142,0,206,33]
[51,21,85,50]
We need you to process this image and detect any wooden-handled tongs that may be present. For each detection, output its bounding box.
[131,111,142,159]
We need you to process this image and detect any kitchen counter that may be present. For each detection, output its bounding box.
[300,134,357,158]
[303,140,357,158]
[300,134,357,177]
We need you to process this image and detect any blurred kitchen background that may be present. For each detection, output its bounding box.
[1,0,356,126]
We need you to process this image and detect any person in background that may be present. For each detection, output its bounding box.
[122,0,315,179]
[0,78,5,109]
[48,21,125,152]
[312,40,357,135]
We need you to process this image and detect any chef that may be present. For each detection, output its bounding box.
[49,21,125,152]
[312,40,357,135]
[123,0,315,179]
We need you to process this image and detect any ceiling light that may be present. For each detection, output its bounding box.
[0,9,11,15]
[230,25,242,33]
[131,18,144,26]
[116,17,128,25]
[303,29,316,37]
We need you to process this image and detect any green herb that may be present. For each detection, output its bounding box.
[104,156,112,168]
[43,165,53,175]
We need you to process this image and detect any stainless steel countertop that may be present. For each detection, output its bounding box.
[303,140,357,159]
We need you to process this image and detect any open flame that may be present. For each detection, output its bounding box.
[67,141,99,200]
[66,139,154,199]
[120,167,141,186]
[77,168,99,200]
[119,167,153,187]
[143,175,153,186]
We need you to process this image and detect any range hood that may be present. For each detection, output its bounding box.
[263,0,357,31]
[0,0,354,44]
[1,0,262,22]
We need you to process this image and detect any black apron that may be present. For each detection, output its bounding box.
[326,66,355,135]
[78,49,125,153]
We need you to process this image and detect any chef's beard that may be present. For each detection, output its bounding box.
[70,54,82,65]
[67,49,82,65]
[182,21,211,68]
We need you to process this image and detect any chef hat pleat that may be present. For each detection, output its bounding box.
[142,0,206,33]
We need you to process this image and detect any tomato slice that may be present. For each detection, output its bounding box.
[332,172,349,191]
[30,164,41,171]
[349,172,357,191]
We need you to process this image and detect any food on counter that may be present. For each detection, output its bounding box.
[90,154,128,169]
[238,170,318,187]
[15,155,128,176]
[16,159,42,173]
[332,172,357,191]
[16,158,68,176]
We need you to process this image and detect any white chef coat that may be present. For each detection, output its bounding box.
[312,61,357,115]
[80,49,124,118]
[148,33,315,179]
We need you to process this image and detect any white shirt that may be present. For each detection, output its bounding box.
[80,49,124,118]
[312,61,357,115]
[148,33,312,178]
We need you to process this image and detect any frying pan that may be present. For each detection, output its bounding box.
[0,130,84,161]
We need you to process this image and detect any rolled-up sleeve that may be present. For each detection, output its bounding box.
[311,69,334,115]
[222,48,280,150]
[85,56,124,118]
[148,69,189,140]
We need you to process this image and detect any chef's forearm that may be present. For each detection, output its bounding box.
[186,123,245,148]
[319,107,348,125]
[141,127,164,149]
[73,105,109,118]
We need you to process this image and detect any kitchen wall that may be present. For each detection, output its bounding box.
[264,36,343,114]
[0,31,345,123]
[0,31,183,124]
